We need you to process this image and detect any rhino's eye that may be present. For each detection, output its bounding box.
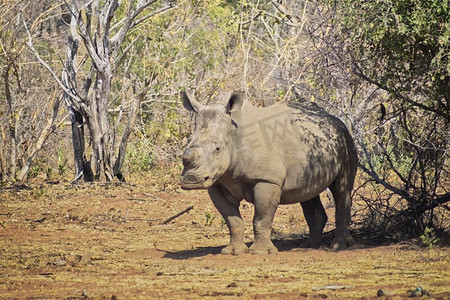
[212,142,220,152]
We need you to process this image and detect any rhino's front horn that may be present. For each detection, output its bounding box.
[182,147,199,169]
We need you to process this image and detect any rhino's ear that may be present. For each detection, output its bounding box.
[226,92,244,114]
[181,91,202,113]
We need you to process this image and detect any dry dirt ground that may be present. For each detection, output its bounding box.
[0,181,449,299]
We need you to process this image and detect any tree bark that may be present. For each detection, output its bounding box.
[0,126,5,181]
[3,61,17,180]
[68,106,94,182]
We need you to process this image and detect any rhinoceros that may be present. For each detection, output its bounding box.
[180,91,357,254]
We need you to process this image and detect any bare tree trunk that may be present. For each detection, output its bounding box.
[68,106,94,182]
[3,62,17,180]
[0,126,6,180]
[88,68,114,181]
[63,24,94,182]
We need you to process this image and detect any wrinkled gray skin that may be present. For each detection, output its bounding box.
[180,91,357,254]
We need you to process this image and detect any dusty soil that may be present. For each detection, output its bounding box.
[0,181,449,299]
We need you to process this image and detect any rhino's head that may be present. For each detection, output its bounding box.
[180,91,244,190]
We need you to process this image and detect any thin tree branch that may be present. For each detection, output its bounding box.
[22,12,86,110]
[67,0,107,72]
[113,36,139,73]
[131,4,176,29]
[353,62,448,119]
[376,140,410,186]
[110,1,172,50]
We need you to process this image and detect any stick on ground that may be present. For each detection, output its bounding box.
[161,206,194,225]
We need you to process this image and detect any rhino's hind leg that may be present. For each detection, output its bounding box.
[208,186,248,255]
[329,177,356,250]
[300,196,327,248]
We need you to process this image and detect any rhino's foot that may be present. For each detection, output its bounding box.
[249,241,278,255]
[298,239,321,249]
[332,233,355,250]
[220,243,248,255]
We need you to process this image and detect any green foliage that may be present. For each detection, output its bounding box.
[57,145,67,177]
[125,136,155,172]
[27,158,61,181]
[204,212,216,226]
[420,227,439,248]
[220,217,226,230]
[31,185,46,199]
[119,0,239,93]
[28,159,45,180]
[329,0,449,103]
[314,0,450,237]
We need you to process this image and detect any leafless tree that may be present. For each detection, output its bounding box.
[24,0,176,181]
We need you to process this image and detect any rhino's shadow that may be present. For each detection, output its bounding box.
[162,236,311,260]
[161,230,380,260]
[163,246,223,260]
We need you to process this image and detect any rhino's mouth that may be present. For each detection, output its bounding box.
[180,168,214,190]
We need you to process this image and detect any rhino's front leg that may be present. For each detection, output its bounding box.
[208,185,248,255]
[250,182,281,255]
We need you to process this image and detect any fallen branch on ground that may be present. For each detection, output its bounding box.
[161,206,194,225]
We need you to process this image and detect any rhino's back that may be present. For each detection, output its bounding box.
[279,102,352,200]
[230,100,352,199]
